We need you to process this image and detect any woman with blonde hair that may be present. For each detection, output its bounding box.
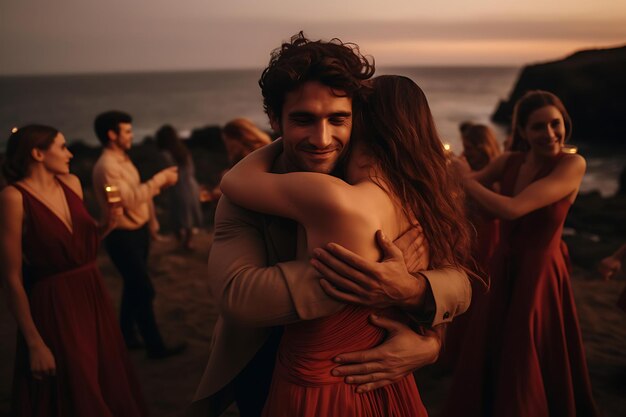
[462,124,502,171]
[222,118,272,166]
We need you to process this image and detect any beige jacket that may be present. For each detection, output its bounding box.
[189,196,471,414]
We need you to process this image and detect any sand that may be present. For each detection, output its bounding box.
[1,231,625,417]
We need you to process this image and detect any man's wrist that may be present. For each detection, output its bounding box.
[403,272,436,323]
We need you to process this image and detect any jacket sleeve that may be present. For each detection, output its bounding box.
[208,197,344,327]
[419,267,472,326]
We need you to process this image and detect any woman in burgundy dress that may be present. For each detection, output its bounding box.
[445,91,598,416]
[441,123,501,371]
[1,125,147,416]
[220,75,476,416]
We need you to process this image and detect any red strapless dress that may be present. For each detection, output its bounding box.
[443,153,598,417]
[261,305,428,416]
[11,179,147,417]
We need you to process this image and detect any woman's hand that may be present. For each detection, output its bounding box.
[29,343,56,380]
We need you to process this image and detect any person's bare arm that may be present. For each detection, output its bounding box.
[598,243,626,280]
[462,154,585,220]
[220,139,353,224]
[466,152,510,187]
[0,187,56,380]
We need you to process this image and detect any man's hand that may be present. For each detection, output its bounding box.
[331,314,440,393]
[154,166,179,189]
[393,226,429,272]
[598,255,622,280]
[311,230,428,310]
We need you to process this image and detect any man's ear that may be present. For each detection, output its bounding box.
[269,113,281,135]
[107,129,117,144]
[31,148,44,162]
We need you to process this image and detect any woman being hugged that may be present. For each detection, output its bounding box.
[445,91,598,417]
[1,125,147,416]
[220,75,475,416]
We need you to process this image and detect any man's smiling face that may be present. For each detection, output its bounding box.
[272,81,352,174]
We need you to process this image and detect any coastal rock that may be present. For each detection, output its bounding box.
[564,191,626,269]
[492,45,626,146]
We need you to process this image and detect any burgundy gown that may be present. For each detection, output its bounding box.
[11,179,148,417]
[440,204,499,371]
[261,305,428,417]
[444,152,598,417]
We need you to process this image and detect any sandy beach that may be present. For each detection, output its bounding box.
[1,230,625,417]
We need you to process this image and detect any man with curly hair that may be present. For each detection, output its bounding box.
[187,32,471,417]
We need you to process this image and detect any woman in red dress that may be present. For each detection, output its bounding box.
[220,75,476,416]
[1,125,147,416]
[445,91,598,416]
[441,123,501,371]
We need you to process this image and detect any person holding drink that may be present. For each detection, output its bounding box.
[1,125,147,416]
[92,110,186,359]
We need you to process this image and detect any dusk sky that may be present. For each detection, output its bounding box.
[2,0,625,75]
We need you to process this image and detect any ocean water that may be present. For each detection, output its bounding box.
[0,68,622,195]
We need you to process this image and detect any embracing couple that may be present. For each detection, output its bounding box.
[187,32,476,417]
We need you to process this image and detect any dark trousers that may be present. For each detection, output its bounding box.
[233,327,283,417]
[104,225,165,353]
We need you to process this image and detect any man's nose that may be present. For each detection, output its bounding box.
[309,121,333,148]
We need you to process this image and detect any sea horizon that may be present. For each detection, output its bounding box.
[1,66,623,196]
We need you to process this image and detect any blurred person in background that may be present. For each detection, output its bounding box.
[92,110,186,359]
[440,123,502,371]
[446,91,597,417]
[156,124,203,251]
[222,118,272,167]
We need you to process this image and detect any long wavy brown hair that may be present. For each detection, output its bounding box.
[355,75,476,274]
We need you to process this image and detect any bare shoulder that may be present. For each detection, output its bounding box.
[0,185,22,206]
[560,153,586,168]
[554,153,586,177]
[296,173,360,212]
[58,174,84,199]
[0,186,23,218]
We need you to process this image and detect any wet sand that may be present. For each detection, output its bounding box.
[1,231,625,416]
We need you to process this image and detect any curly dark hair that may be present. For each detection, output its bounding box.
[94,110,132,146]
[259,31,375,123]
